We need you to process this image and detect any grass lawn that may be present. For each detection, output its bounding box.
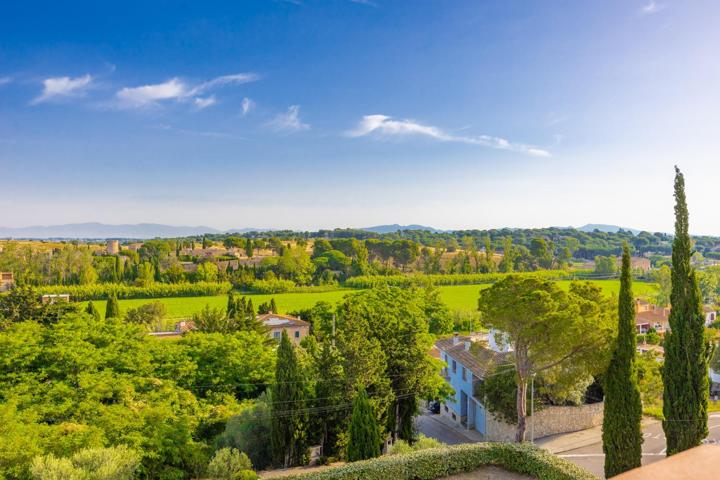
[97,289,356,320]
[437,280,659,312]
[92,279,658,321]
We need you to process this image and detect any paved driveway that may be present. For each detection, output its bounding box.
[556,414,720,478]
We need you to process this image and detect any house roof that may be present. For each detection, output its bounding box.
[257,313,310,328]
[636,310,669,326]
[614,445,720,480]
[435,335,510,379]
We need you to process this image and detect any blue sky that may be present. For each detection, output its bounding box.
[1,1,719,233]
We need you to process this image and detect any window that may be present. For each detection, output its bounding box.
[273,331,281,339]
[294,330,300,338]
[452,360,457,373]
[462,366,466,381]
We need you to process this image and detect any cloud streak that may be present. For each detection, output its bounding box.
[115,72,259,109]
[31,74,93,104]
[266,105,310,132]
[347,114,550,157]
[0,77,11,87]
[640,1,665,15]
[241,97,254,116]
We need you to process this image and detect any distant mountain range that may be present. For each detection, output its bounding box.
[0,222,646,240]
[361,224,441,234]
[576,224,642,235]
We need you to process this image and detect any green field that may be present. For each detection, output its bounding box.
[93,279,659,321]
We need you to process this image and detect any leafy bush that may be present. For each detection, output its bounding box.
[344,271,570,289]
[206,448,257,480]
[387,435,443,456]
[216,395,273,470]
[266,443,596,480]
[38,281,232,300]
[31,446,140,480]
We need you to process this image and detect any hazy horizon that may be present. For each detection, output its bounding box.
[2,1,719,234]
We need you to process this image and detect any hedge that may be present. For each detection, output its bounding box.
[265,443,596,480]
[344,271,571,289]
[38,281,232,300]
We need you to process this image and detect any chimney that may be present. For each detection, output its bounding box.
[464,341,471,351]
[452,332,459,345]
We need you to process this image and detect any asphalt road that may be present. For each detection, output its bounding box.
[558,413,720,478]
[416,413,478,444]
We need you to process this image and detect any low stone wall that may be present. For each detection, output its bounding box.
[484,402,604,442]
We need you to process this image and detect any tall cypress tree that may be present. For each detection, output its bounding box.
[270,298,278,314]
[105,294,120,319]
[271,331,308,467]
[662,166,709,455]
[86,301,101,322]
[226,292,236,319]
[347,387,381,462]
[313,342,346,457]
[602,242,643,477]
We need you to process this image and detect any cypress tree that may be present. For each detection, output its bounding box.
[313,342,346,457]
[105,294,120,319]
[114,256,123,283]
[86,301,101,322]
[226,292,236,319]
[663,166,709,455]
[245,238,254,258]
[347,387,381,462]
[602,242,643,477]
[271,331,308,467]
[270,298,278,314]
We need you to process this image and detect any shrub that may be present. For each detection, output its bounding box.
[38,282,232,301]
[265,443,595,480]
[31,446,140,480]
[206,448,257,480]
[248,279,296,294]
[216,397,273,470]
[387,436,442,456]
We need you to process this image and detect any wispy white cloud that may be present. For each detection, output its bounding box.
[31,74,93,104]
[347,114,550,157]
[241,97,254,116]
[155,124,244,140]
[115,72,259,109]
[194,96,217,110]
[266,105,310,132]
[640,1,666,15]
[0,77,12,87]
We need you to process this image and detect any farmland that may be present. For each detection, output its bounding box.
[94,279,660,320]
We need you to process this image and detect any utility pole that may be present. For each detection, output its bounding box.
[530,373,536,443]
[332,314,336,347]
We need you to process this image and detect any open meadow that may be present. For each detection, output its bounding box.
[94,279,660,320]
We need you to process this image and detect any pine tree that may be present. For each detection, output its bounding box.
[105,294,120,319]
[663,166,709,455]
[271,331,308,467]
[347,387,381,462]
[602,242,643,477]
[86,301,101,321]
[270,298,278,314]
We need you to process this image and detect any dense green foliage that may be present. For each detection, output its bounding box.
[347,388,381,462]
[216,395,273,471]
[345,271,569,289]
[38,281,232,300]
[662,167,709,455]
[602,243,642,477]
[266,443,596,480]
[0,303,275,479]
[104,294,120,319]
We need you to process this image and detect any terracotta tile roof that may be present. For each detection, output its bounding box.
[257,313,310,328]
[636,310,668,326]
[435,335,510,379]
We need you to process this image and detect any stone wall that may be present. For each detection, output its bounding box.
[484,402,604,442]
